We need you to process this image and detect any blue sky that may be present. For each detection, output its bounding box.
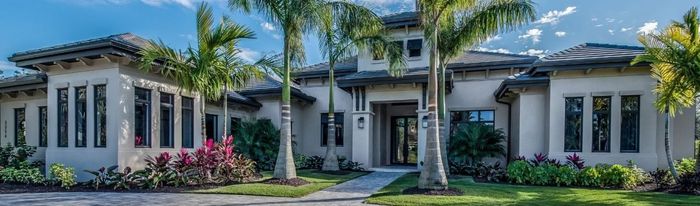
[0,0,698,76]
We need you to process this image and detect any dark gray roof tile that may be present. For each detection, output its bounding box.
[534,43,644,67]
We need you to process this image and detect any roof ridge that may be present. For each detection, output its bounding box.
[467,50,538,58]
[12,32,136,57]
[582,42,645,50]
[381,11,417,18]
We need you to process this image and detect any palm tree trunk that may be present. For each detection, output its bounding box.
[323,58,340,171]
[223,86,228,139]
[438,63,449,175]
[201,95,207,142]
[418,24,448,190]
[274,35,297,179]
[664,107,680,181]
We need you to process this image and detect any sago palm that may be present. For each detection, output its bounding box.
[229,0,324,179]
[417,0,535,190]
[449,124,506,164]
[316,0,405,171]
[436,0,535,173]
[139,2,260,143]
[632,7,700,180]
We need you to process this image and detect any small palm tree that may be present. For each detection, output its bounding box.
[632,7,700,180]
[449,124,506,164]
[417,0,535,190]
[316,0,405,171]
[139,2,261,143]
[436,0,536,174]
[229,0,325,179]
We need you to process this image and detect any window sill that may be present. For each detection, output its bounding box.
[135,146,151,148]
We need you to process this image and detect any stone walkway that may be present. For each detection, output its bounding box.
[0,171,406,206]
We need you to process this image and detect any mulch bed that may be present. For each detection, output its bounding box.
[402,187,464,196]
[311,170,353,175]
[263,178,310,187]
[1,183,226,194]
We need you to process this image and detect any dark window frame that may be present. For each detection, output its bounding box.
[57,88,69,147]
[182,97,194,148]
[94,85,107,148]
[205,113,219,142]
[620,95,641,153]
[230,117,241,137]
[38,106,47,147]
[407,39,422,57]
[75,86,87,148]
[321,112,344,147]
[565,97,584,152]
[159,93,175,148]
[134,87,152,148]
[592,96,611,152]
[449,110,495,136]
[14,108,26,146]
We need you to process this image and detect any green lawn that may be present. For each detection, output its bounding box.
[192,169,368,197]
[366,173,700,206]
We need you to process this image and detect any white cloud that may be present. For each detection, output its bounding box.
[236,47,260,62]
[476,47,511,54]
[637,21,658,34]
[261,22,275,31]
[605,18,616,23]
[535,6,577,25]
[519,49,547,58]
[518,28,542,44]
[620,27,633,32]
[608,29,615,35]
[554,31,566,37]
[140,0,202,9]
[591,17,598,21]
[272,34,282,40]
[595,24,604,27]
[484,35,502,44]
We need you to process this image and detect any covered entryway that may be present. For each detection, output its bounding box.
[390,116,418,165]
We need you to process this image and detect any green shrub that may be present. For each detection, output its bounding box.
[0,144,37,168]
[577,167,600,187]
[507,160,530,184]
[0,161,44,184]
[50,163,76,189]
[675,158,696,176]
[555,166,577,186]
[449,124,506,163]
[529,164,557,185]
[233,119,279,171]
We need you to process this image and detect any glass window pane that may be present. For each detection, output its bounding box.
[592,96,611,152]
[565,97,583,152]
[468,111,478,122]
[75,87,87,147]
[160,93,174,148]
[15,108,26,146]
[480,111,494,121]
[134,88,151,147]
[94,85,107,147]
[182,97,194,148]
[58,89,69,147]
[39,106,47,147]
[621,96,640,152]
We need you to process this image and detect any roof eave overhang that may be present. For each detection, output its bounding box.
[293,68,358,79]
[238,88,316,104]
[9,41,140,69]
[494,78,550,100]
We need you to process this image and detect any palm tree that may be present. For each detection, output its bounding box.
[632,7,700,180]
[228,0,324,179]
[138,2,259,143]
[316,0,405,171]
[417,0,535,190]
[436,0,536,174]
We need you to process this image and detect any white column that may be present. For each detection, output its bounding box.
[351,111,373,168]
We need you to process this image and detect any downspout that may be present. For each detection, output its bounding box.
[495,98,512,165]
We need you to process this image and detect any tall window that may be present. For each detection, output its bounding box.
[205,114,218,141]
[135,88,151,147]
[94,85,107,147]
[449,110,495,135]
[407,39,422,57]
[182,97,194,148]
[39,106,47,147]
[321,113,344,146]
[592,96,611,152]
[621,95,640,152]
[58,88,69,147]
[230,117,241,137]
[160,93,174,148]
[14,108,26,146]
[75,87,87,147]
[565,97,583,152]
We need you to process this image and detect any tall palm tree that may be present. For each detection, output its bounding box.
[316,0,405,171]
[138,3,258,143]
[229,0,324,179]
[417,0,535,190]
[436,0,535,174]
[632,7,700,180]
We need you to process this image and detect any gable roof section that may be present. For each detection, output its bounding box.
[494,72,549,99]
[532,43,646,72]
[227,91,262,108]
[238,74,316,103]
[294,56,358,79]
[9,33,147,68]
[0,73,47,94]
[337,67,453,89]
[447,51,537,71]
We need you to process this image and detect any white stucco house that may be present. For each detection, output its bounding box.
[0,11,695,180]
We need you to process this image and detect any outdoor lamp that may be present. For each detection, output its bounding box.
[358,117,365,129]
[422,116,428,128]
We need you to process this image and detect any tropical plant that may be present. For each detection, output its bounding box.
[435,0,536,175]
[49,163,76,189]
[675,158,696,175]
[138,2,266,143]
[566,153,585,170]
[141,152,176,189]
[506,160,530,184]
[171,149,196,186]
[316,0,405,172]
[632,7,700,180]
[449,123,506,164]
[418,0,536,190]
[229,0,327,180]
[530,153,548,166]
[0,161,44,184]
[0,143,36,168]
[234,119,279,171]
[577,167,601,187]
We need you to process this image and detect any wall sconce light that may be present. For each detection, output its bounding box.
[358,117,365,129]
[422,116,428,128]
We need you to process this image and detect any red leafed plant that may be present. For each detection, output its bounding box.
[170,149,195,186]
[530,153,548,166]
[135,136,143,146]
[142,152,174,189]
[566,153,585,170]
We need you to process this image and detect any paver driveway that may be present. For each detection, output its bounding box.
[0,171,405,206]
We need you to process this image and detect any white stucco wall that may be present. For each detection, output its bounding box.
[512,87,548,158]
[296,79,353,158]
[0,95,48,163]
[357,27,428,72]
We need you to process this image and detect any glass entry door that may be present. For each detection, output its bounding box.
[391,116,418,165]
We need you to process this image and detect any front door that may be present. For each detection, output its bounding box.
[391,116,418,165]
